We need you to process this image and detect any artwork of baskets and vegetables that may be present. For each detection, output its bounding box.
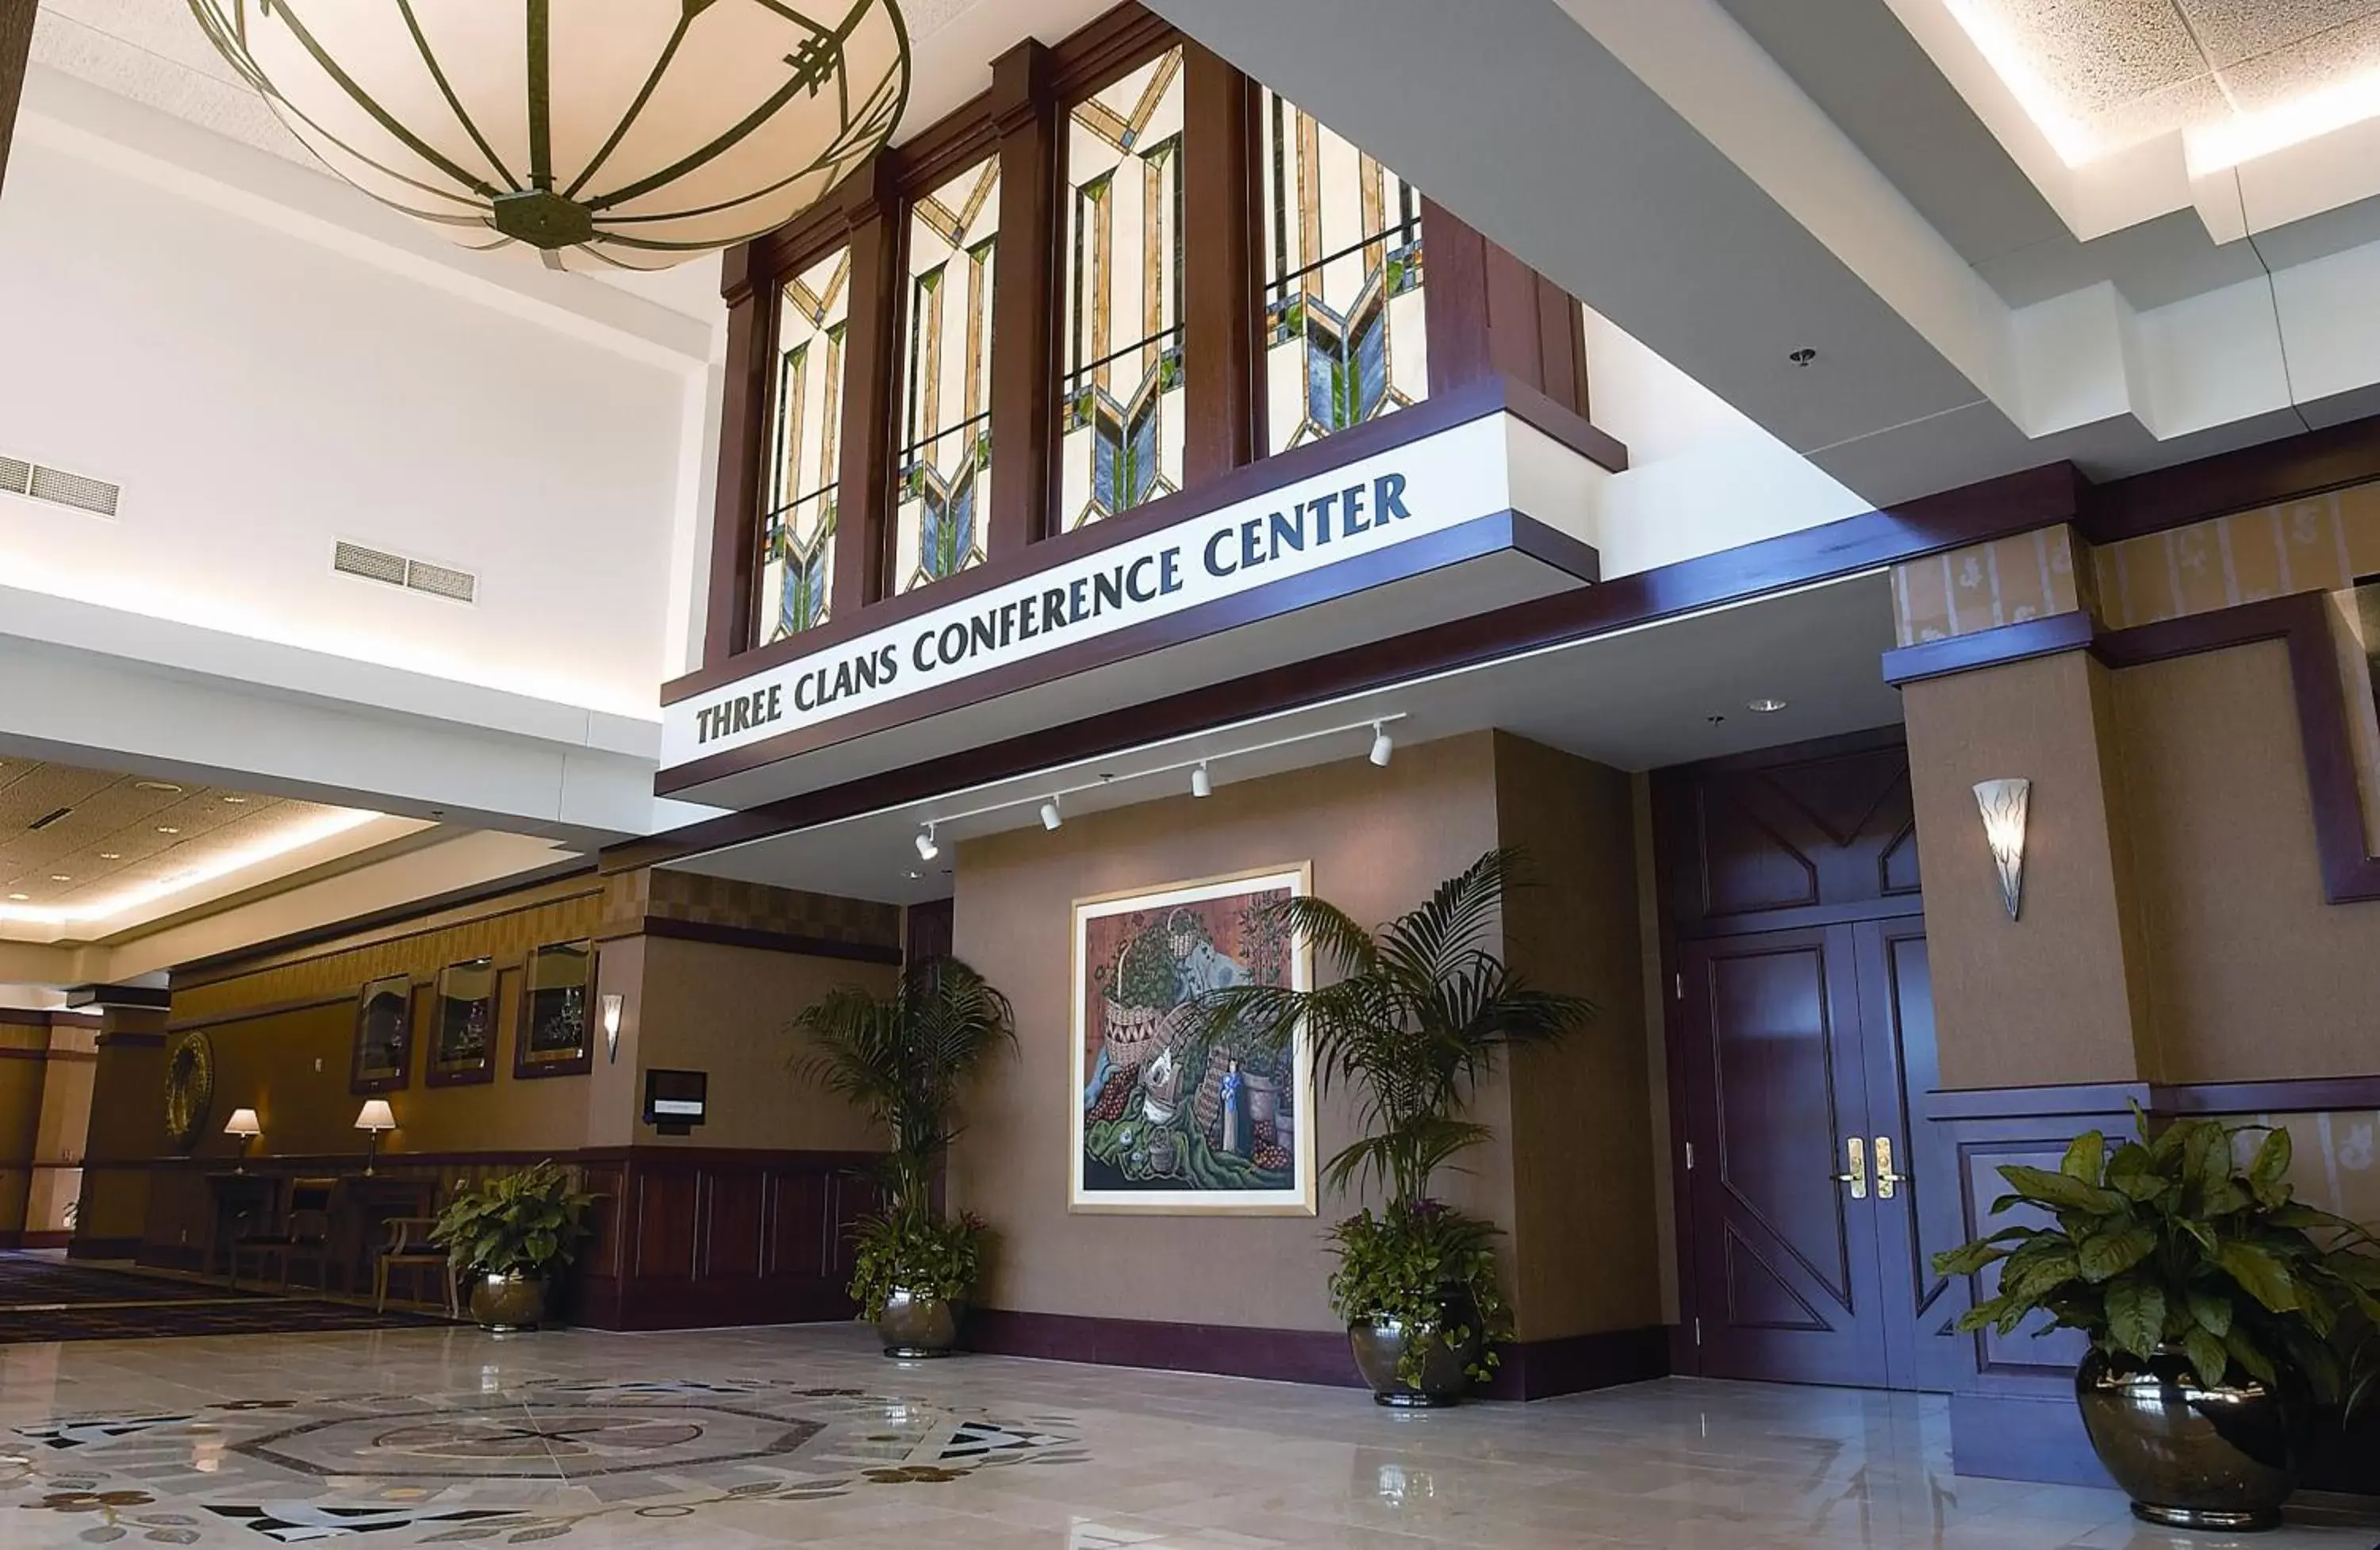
[1069,866,1315,1213]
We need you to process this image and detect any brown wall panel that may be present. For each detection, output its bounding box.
[2111,643,2380,1080]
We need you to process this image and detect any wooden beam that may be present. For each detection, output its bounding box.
[829,159,900,620]
[701,243,770,667]
[986,40,1058,558]
[0,0,33,201]
[1182,42,1258,485]
[1422,198,1591,417]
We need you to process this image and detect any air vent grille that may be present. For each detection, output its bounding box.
[332,541,478,604]
[0,454,117,516]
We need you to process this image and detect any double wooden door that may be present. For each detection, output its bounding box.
[1658,732,1966,1391]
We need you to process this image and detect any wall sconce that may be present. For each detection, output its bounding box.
[601,993,624,1065]
[224,1109,261,1173]
[353,1099,396,1176]
[1972,778,2032,921]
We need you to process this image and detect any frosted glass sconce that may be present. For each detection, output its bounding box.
[1973,778,2032,921]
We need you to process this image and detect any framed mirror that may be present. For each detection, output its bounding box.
[428,955,498,1087]
[516,939,595,1079]
[351,973,414,1094]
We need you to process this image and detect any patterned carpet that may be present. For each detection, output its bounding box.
[0,1253,260,1307]
[0,1253,451,1344]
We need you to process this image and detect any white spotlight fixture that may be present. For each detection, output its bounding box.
[1192,762,1212,799]
[1748,696,1789,714]
[1369,723,1395,768]
[915,823,939,862]
[1040,796,1065,831]
[1972,778,2032,922]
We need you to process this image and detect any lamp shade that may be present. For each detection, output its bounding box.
[186,2,912,272]
[224,1108,263,1138]
[353,1099,397,1133]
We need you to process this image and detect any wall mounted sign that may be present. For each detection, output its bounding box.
[351,974,414,1095]
[662,411,1581,775]
[1069,865,1315,1216]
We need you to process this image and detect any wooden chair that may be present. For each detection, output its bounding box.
[230,1177,338,1295]
[373,1215,457,1318]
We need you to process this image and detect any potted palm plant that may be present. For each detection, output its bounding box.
[430,1160,596,1333]
[1194,848,1592,1406]
[794,957,1015,1357]
[1937,1111,2380,1531]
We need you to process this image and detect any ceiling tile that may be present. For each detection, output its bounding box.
[1966,0,2212,114]
[2214,12,2380,113]
[2173,0,2380,68]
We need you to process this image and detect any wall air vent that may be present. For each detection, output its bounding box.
[25,807,73,832]
[0,454,120,517]
[332,541,478,605]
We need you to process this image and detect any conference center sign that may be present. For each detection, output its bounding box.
[659,407,1604,783]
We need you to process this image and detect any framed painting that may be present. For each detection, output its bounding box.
[350,973,414,1095]
[1069,863,1315,1214]
[427,956,497,1088]
[516,939,595,1080]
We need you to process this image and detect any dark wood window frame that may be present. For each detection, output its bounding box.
[701,1,1593,674]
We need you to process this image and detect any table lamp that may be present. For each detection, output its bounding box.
[224,1109,262,1173]
[354,1099,396,1175]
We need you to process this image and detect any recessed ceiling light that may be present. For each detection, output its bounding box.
[6,893,26,901]
[49,874,71,882]
[221,795,250,804]
[98,852,121,860]
[134,781,184,793]
[1789,348,1817,366]
[1748,697,1789,713]
[156,826,181,834]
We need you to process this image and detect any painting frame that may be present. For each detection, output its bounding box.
[349,973,415,1095]
[426,955,498,1088]
[514,939,597,1080]
[1069,862,1316,1216]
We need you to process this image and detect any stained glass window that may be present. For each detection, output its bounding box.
[1059,48,1186,530]
[1260,90,1427,455]
[757,247,850,646]
[894,155,1000,593]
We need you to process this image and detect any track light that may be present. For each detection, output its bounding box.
[1040,796,1065,831]
[915,823,939,861]
[1191,762,1212,799]
[1369,723,1395,768]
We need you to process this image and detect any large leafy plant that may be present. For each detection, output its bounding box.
[1194,849,1593,1382]
[1937,1110,2380,1397]
[431,1161,595,1280]
[794,958,1015,1310]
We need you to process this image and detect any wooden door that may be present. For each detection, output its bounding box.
[1857,920,1967,1391]
[1679,925,1891,1387]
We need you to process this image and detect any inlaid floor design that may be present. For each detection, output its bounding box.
[0,1322,2370,1548]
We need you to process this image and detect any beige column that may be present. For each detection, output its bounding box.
[1903,650,2159,1089]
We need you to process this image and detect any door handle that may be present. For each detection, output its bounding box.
[1833,1135,1867,1199]
[1874,1135,1906,1200]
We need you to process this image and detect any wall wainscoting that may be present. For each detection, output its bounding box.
[964,1308,1670,1401]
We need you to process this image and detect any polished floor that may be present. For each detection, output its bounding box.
[0,1322,2370,1549]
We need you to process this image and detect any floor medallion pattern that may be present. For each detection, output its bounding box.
[4,1376,1085,1544]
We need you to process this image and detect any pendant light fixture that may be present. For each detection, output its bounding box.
[186,1,912,272]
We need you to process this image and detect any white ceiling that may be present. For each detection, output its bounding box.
[670,573,1905,905]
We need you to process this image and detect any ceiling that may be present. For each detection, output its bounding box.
[0,756,415,942]
[670,572,1905,905]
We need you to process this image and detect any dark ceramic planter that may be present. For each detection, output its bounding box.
[2077,1348,2309,1532]
[468,1272,547,1333]
[877,1287,960,1358]
[1346,1291,1484,1408]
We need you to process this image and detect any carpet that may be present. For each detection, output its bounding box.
[0,1298,453,1345]
[0,1253,257,1306]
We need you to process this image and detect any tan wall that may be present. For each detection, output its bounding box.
[2110,642,2380,1082]
[1491,733,1663,1340]
[632,934,895,1153]
[950,732,1509,1333]
[1905,650,2158,1089]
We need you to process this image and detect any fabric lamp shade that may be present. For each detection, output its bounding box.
[354,1099,397,1133]
[186,2,912,272]
[224,1108,263,1138]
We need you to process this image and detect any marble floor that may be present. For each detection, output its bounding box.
[0,1323,2370,1549]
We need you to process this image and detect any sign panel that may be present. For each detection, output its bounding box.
[662,412,1514,770]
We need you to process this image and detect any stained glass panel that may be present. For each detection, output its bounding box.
[1259,90,1427,456]
[895,155,1000,593]
[1060,48,1186,531]
[756,246,850,646]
